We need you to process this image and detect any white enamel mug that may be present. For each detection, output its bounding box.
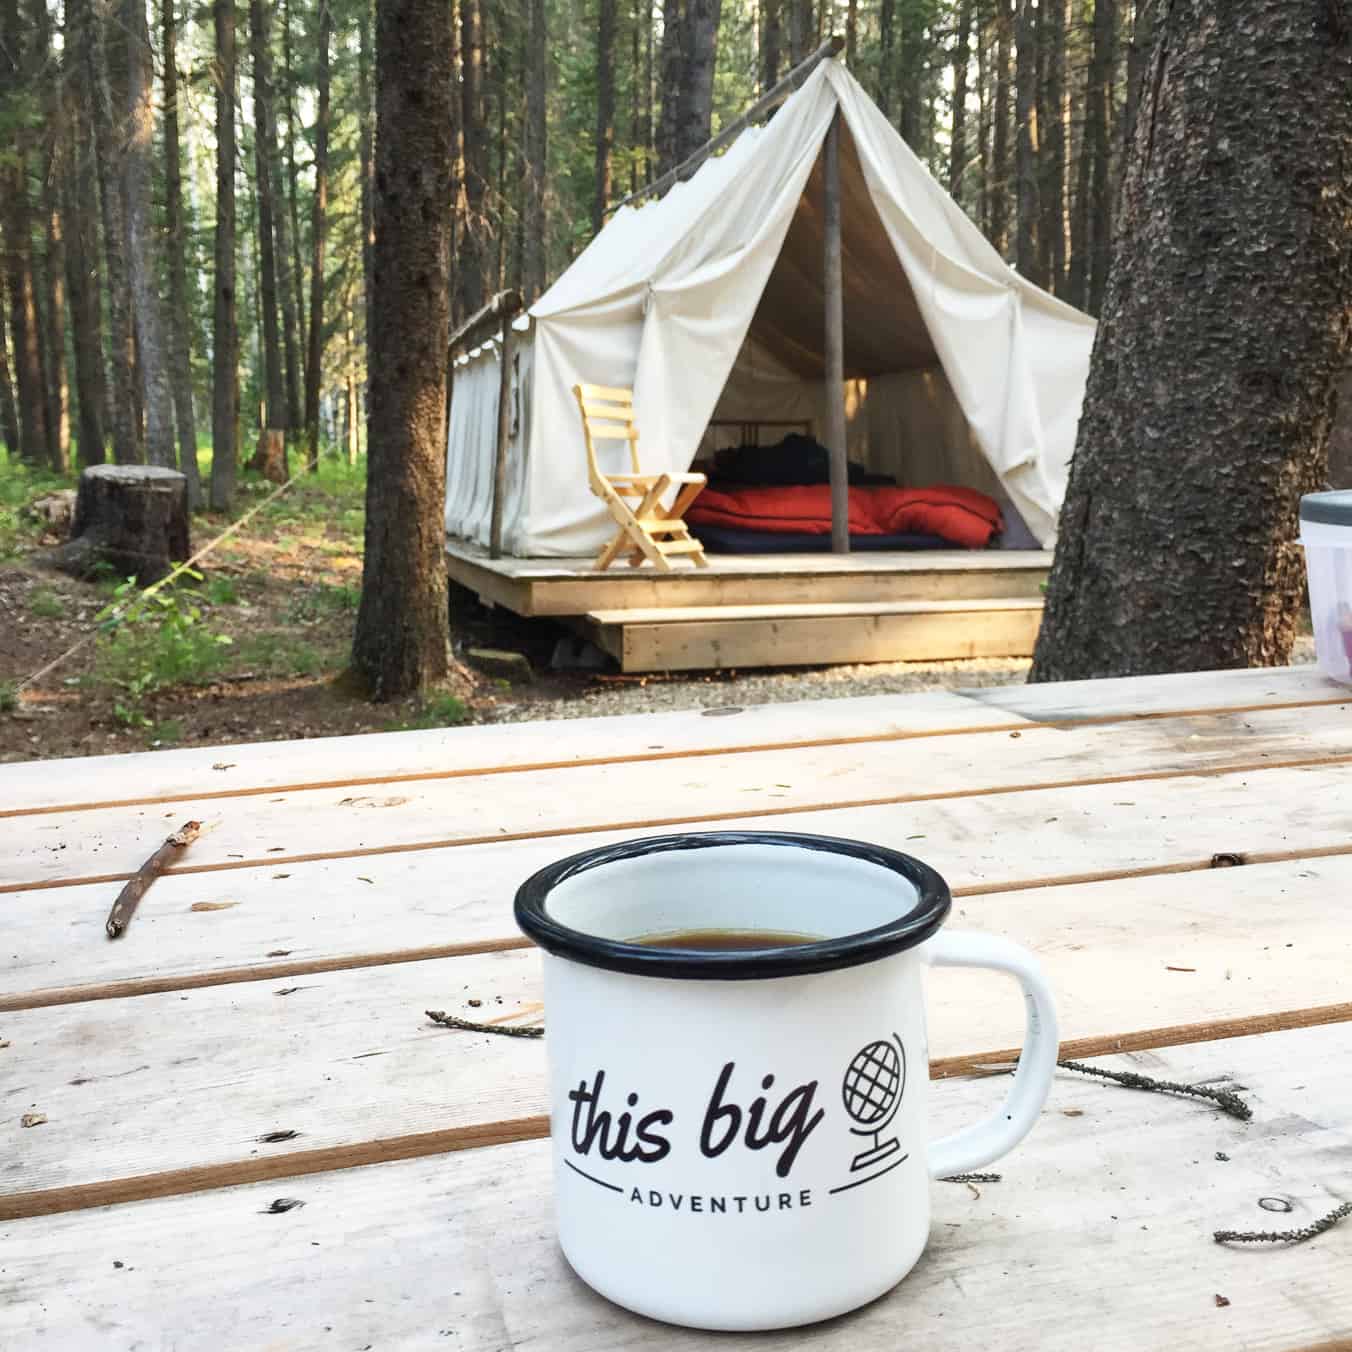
[515,831,1058,1332]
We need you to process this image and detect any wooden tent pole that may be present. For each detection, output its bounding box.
[489,315,516,559]
[823,110,849,555]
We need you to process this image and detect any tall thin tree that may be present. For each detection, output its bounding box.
[352,0,453,698]
[523,0,547,300]
[305,0,333,467]
[0,304,20,457]
[679,0,721,160]
[656,0,685,175]
[124,0,177,468]
[0,0,51,465]
[1087,0,1117,312]
[458,0,486,315]
[250,0,286,460]
[162,0,202,501]
[761,0,782,92]
[949,0,972,198]
[358,0,375,339]
[1039,0,1067,295]
[1014,0,1040,282]
[990,0,1012,256]
[210,0,239,508]
[62,0,107,465]
[594,0,617,233]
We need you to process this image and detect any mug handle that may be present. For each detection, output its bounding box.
[923,930,1060,1180]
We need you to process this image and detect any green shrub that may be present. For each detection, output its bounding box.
[28,588,65,619]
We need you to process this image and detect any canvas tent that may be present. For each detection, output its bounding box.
[445,58,1096,557]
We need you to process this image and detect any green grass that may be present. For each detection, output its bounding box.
[0,449,76,560]
[28,587,65,619]
[285,581,361,624]
[385,691,471,732]
[0,680,16,714]
[148,718,184,747]
[235,632,330,678]
[203,575,241,606]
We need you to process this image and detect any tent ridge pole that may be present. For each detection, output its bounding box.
[823,109,849,556]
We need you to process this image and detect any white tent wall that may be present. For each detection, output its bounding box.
[444,59,1095,558]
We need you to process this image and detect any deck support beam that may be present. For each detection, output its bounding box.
[823,111,849,555]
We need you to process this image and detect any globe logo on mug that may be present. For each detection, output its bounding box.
[516,831,1058,1332]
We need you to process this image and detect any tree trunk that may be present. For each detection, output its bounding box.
[0,305,20,456]
[249,0,286,457]
[877,0,894,119]
[1328,367,1352,488]
[1067,0,1091,307]
[90,0,140,465]
[760,0,781,93]
[975,2,991,234]
[352,0,452,699]
[0,0,51,465]
[844,0,856,67]
[594,0,617,233]
[52,464,190,584]
[990,0,1012,256]
[787,0,810,63]
[1014,0,1040,283]
[124,0,177,470]
[1122,0,1155,155]
[62,0,108,467]
[34,0,70,471]
[1087,0,1117,313]
[305,0,333,469]
[161,0,202,503]
[949,0,972,198]
[1039,0,1066,296]
[523,0,547,301]
[896,4,923,151]
[679,0,722,161]
[630,0,645,190]
[358,0,375,342]
[458,0,487,317]
[656,0,685,176]
[283,0,307,391]
[210,0,239,510]
[1030,0,1352,681]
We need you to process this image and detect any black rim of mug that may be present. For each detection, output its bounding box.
[513,830,952,980]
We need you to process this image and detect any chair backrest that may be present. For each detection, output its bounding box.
[573,384,642,494]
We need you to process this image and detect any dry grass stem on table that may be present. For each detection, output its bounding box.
[425,1010,545,1038]
[1058,1058,1253,1121]
[105,820,203,938]
[1214,1200,1352,1246]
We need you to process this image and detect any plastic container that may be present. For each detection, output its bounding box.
[1300,490,1352,685]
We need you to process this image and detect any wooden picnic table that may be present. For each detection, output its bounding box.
[3,664,1350,1349]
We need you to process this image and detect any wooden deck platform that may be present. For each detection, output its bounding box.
[447,536,1052,671]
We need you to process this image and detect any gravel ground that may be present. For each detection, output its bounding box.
[486,635,1318,724]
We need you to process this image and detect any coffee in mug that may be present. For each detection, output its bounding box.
[515,830,1058,1332]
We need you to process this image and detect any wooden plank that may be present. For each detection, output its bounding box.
[602,602,1045,670]
[6,700,1352,891]
[0,689,1030,817]
[962,663,1342,722]
[4,1026,1349,1349]
[6,855,1352,1216]
[585,597,1048,623]
[7,762,1352,1011]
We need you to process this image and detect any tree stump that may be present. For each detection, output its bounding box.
[250,428,288,484]
[50,465,191,585]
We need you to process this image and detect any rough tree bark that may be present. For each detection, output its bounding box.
[304,0,332,469]
[161,0,203,503]
[877,0,894,118]
[457,0,486,317]
[1087,0,1117,313]
[250,0,286,460]
[124,0,177,469]
[34,0,70,471]
[64,0,107,465]
[1328,367,1352,488]
[680,0,722,160]
[1030,0,1352,681]
[351,0,452,699]
[629,0,644,189]
[990,0,1012,256]
[52,464,189,584]
[656,0,685,176]
[760,0,782,93]
[787,0,811,63]
[358,0,374,337]
[1122,0,1156,153]
[975,3,990,233]
[1039,0,1066,296]
[1014,0,1040,283]
[949,0,971,198]
[594,0,617,233]
[283,0,306,391]
[523,0,547,301]
[0,0,51,465]
[90,0,140,465]
[210,0,239,509]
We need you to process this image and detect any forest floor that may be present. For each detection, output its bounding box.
[0,452,1315,764]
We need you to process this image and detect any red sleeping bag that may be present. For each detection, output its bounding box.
[686,484,1003,550]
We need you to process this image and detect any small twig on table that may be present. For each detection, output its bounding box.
[940,1173,1002,1183]
[1058,1058,1252,1121]
[1215,1200,1351,1246]
[105,820,202,939]
[425,1010,544,1039]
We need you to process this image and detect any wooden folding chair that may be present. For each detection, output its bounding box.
[573,384,709,572]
